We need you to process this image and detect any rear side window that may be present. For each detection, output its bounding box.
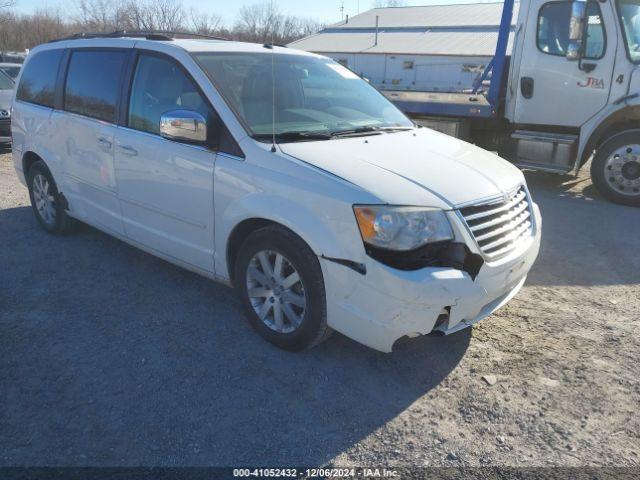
[64,50,128,123]
[17,49,63,108]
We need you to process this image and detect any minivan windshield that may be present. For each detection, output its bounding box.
[0,71,13,90]
[617,0,640,62]
[194,52,413,139]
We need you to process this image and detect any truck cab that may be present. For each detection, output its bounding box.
[506,0,640,205]
[380,0,640,206]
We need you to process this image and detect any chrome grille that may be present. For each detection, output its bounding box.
[458,186,534,260]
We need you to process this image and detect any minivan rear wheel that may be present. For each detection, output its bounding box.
[234,225,331,351]
[27,160,75,234]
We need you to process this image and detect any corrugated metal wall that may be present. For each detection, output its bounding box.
[325,53,491,92]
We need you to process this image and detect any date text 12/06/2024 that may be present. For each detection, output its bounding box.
[233,468,400,478]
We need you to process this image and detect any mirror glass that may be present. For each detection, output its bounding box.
[567,0,587,60]
[160,109,207,144]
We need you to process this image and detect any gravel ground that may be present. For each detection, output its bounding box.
[0,146,639,468]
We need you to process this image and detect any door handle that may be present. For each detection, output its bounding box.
[97,137,112,149]
[520,77,534,99]
[118,145,138,156]
[580,62,597,73]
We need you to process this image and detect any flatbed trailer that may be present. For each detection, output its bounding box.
[383,91,494,119]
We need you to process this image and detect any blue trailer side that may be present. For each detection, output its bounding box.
[384,0,515,119]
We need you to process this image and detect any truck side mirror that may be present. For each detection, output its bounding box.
[567,0,587,61]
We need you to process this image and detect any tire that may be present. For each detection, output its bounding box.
[591,131,640,207]
[234,225,332,351]
[27,160,76,234]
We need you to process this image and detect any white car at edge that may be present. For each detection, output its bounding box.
[11,34,541,353]
[0,70,13,144]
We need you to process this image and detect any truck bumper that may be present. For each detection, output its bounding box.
[321,204,542,353]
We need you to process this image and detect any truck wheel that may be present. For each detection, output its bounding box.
[234,225,332,351]
[27,160,76,234]
[591,131,640,207]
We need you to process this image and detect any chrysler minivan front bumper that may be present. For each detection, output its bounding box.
[320,203,541,352]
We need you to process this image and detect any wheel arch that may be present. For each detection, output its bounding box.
[579,106,640,169]
[22,150,70,211]
[22,150,45,176]
[220,195,361,285]
[226,218,280,285]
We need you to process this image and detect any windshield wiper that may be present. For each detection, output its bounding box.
[376,126,415,131]
[252,126,414,142]
[330,125,414,137]
[252,131,332,142]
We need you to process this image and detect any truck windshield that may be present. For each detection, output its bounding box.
[193,52,413,139]
[617,0,640,62]
[0,71,13,90]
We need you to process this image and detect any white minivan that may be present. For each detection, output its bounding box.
[11,33,541,353]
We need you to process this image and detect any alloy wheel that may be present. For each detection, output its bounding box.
[245,250,306,334]
[32,173,56,226]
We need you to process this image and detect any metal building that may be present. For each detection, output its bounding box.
[288,2,518,93]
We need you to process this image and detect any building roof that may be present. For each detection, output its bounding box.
[288,30,514,56]
[327,2,518,29]
[288,2,517,57]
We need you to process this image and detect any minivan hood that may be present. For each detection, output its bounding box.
[0,89,12,111]
[279,128,524,209]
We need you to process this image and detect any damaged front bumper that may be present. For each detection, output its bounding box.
[321,204,541,353]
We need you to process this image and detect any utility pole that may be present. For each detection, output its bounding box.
[340,2,344,20]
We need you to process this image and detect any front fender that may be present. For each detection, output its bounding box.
[213,151,375,280]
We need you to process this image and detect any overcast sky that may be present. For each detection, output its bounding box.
[11,0,487,25]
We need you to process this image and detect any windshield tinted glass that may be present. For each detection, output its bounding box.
[0,71,13,90]
[194,52,412,136]
[2,66,21,79]
[617,0,640,62]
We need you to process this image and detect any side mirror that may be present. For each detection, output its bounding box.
[160,109,207,144]
[567,0,587,61]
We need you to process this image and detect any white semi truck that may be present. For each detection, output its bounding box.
[373,0,640,206]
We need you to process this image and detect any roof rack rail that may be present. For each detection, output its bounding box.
[48,30,230,43]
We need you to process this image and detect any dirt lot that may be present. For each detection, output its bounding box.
[0,146,638,468]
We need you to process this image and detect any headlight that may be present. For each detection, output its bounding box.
[353,205,453,251]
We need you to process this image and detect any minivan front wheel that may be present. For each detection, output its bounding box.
[235,225,331,351]
[27,160,75,234]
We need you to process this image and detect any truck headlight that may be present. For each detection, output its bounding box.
[353,205,453,251]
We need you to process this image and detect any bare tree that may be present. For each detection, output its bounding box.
[77,0,133,31]
[2,8,73,51]
[189,9,222,35]
[0,0,322,51]
[125,0,185,31]
[235,2,323,44]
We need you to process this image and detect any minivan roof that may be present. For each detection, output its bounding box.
[41,32,317,57]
